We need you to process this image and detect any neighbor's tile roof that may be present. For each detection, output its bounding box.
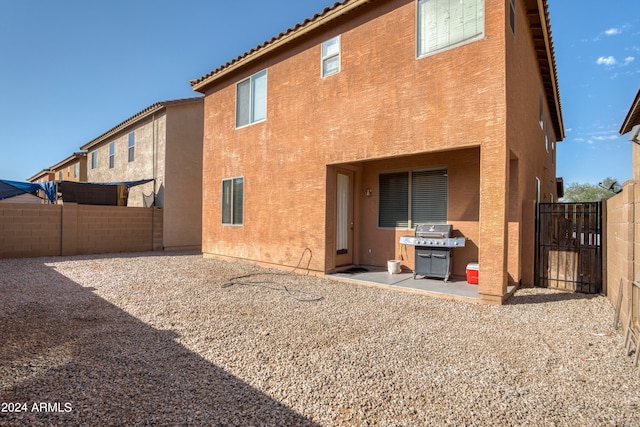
[192,0,563,140]
[620,89,640,135]
[50,152,87,172]
[80,97,203,151]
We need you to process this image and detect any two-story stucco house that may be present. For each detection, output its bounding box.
[191,0,564,304]
[50,152,88,183]
[80,97,204,250]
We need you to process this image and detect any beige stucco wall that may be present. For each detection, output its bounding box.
[86,114,166,208]
[633,142,640,182]
[54,158,87,182]
[84,100,203,250]
[164,102,204,250]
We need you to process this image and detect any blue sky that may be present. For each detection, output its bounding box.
[0,0,638,186]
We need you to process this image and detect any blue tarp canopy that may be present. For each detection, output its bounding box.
[0,180,56,203]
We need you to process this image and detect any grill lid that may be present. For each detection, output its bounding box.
[415,224,452,238]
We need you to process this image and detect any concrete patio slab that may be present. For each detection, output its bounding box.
[328,266,482,302]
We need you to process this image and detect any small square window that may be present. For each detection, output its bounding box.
[322,36,341,77]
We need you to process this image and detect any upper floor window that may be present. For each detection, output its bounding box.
[91,151,98,169]
[236,70,267,128]
[417,0,485,57]
[74,163,79,178]
[128,132,135,162]
[109,142,115,169]
[322,36,341,77]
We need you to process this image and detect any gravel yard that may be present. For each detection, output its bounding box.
[1,251,639,426]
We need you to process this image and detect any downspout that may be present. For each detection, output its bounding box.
[152,112,157,250]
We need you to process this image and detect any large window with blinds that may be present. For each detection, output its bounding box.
[378,168,448,228]
[417,0,484,57]
[236,70,267,128]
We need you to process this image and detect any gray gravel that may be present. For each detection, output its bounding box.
[1,251,639,426]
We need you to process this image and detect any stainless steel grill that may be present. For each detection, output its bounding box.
[399,224,466,281]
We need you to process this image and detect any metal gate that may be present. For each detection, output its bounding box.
[535,202,602,293]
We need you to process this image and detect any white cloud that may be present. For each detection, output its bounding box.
[597,56,617,66]
[624,56,635,65]
[592,135,619,141]
[605,28,621,36]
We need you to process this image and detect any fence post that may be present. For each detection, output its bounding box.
[60,203,78,256]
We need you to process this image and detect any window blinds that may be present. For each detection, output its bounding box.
[411,169,448,224]
[379,169,448,228]
[379,172,409,228]
[418,0,484,56]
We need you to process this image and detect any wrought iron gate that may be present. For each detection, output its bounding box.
[535,202,602,293]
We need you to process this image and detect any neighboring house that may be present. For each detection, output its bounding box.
[80,97,204,251]
[191,0,564,304]
[26,169,57,203]
[50,152,88,183]
[620,88,640,180]
[27,169,56,184]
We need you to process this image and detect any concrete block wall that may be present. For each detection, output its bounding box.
[0,203,163,259]
[0,204,62,258]
[606,180,638,331]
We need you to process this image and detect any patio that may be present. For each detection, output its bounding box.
[328,266,517,302]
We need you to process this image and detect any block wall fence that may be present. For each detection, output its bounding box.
[0,203,163,259]
[605,180,640,333]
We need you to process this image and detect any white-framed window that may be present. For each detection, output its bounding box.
[128,132,135,162]
[236,70,267,128]
[417,0,485,57]
[74,163,79,178]
[379,168,448,228]
[322,35,341,77]
[58,170,63,181]
[91,151,98,169]
[222,177,244,225]
[109,142,115,169]
[509,0,516,34]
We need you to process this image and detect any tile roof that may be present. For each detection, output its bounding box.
[192,0,563,140]
[620,89,640,135]
[190,0,360,92]
[50,152,87,172]
[525,0,564,140]
[27,169,55,183]
[80,97,203,151]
